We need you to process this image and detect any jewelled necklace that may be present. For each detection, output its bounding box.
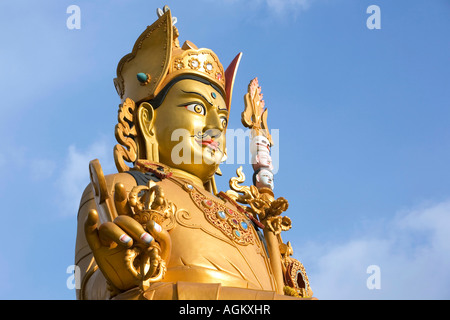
[169,176,257,246]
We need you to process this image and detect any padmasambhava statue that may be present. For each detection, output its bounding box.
[75,6,314,300]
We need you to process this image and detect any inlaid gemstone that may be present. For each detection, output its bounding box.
[240,221,248,230]
[191,59,199,68]
[234,230,241,237]
[186,184,193,190]
[206,63,213,71]
[136,72,148,83]
[203,199,213,207]
[217,210,226,219]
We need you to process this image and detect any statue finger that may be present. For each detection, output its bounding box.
[98,221,133,248]
[114,183,133,216]
[146,220,171,261]
[84,209,101,251]
[114,215,154,246]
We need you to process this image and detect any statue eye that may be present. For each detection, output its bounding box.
[220,117,227,128]
[185,103,206,115]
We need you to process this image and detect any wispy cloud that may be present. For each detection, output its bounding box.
[219,0,314,17]
[265,0,312,15]
[30,158,57,181]
[0,147,57,185]
[296,200,450,299]
[56,137,115,217]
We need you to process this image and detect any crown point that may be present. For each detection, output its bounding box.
[182,40,198,50]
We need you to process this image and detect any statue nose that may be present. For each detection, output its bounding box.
[205,107,226,131]
[203,128,222,140]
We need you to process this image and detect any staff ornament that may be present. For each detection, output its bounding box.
[226,78,313,297]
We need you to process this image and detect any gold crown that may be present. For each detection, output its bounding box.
[114,6,241,109]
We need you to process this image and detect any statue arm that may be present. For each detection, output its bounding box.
[75,184,110,299]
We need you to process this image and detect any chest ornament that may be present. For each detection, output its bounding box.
[180,181,256,246]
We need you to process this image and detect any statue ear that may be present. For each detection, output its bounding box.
[137,102,159,162]
[137,102,155,136]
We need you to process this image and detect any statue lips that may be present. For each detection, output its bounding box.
[196,138,219,150]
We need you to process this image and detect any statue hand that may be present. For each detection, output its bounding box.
[84,207,170,292]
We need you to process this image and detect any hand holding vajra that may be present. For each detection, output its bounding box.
[84,183,171,292]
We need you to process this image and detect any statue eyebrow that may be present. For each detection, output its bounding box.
[181,90,213,106]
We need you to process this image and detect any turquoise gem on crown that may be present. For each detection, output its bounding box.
[137,72,149,83]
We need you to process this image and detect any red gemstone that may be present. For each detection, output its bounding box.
[216,73,222,80]
[204,199,213,207]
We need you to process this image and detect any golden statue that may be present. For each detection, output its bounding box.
[75,5,314,300]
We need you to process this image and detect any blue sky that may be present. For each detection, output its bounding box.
[0,0,449,299]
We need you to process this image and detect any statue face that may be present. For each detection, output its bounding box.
[151,78,228,182]
[255,168,274,190]
[252,150,273,171]
[250,135,271,155]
